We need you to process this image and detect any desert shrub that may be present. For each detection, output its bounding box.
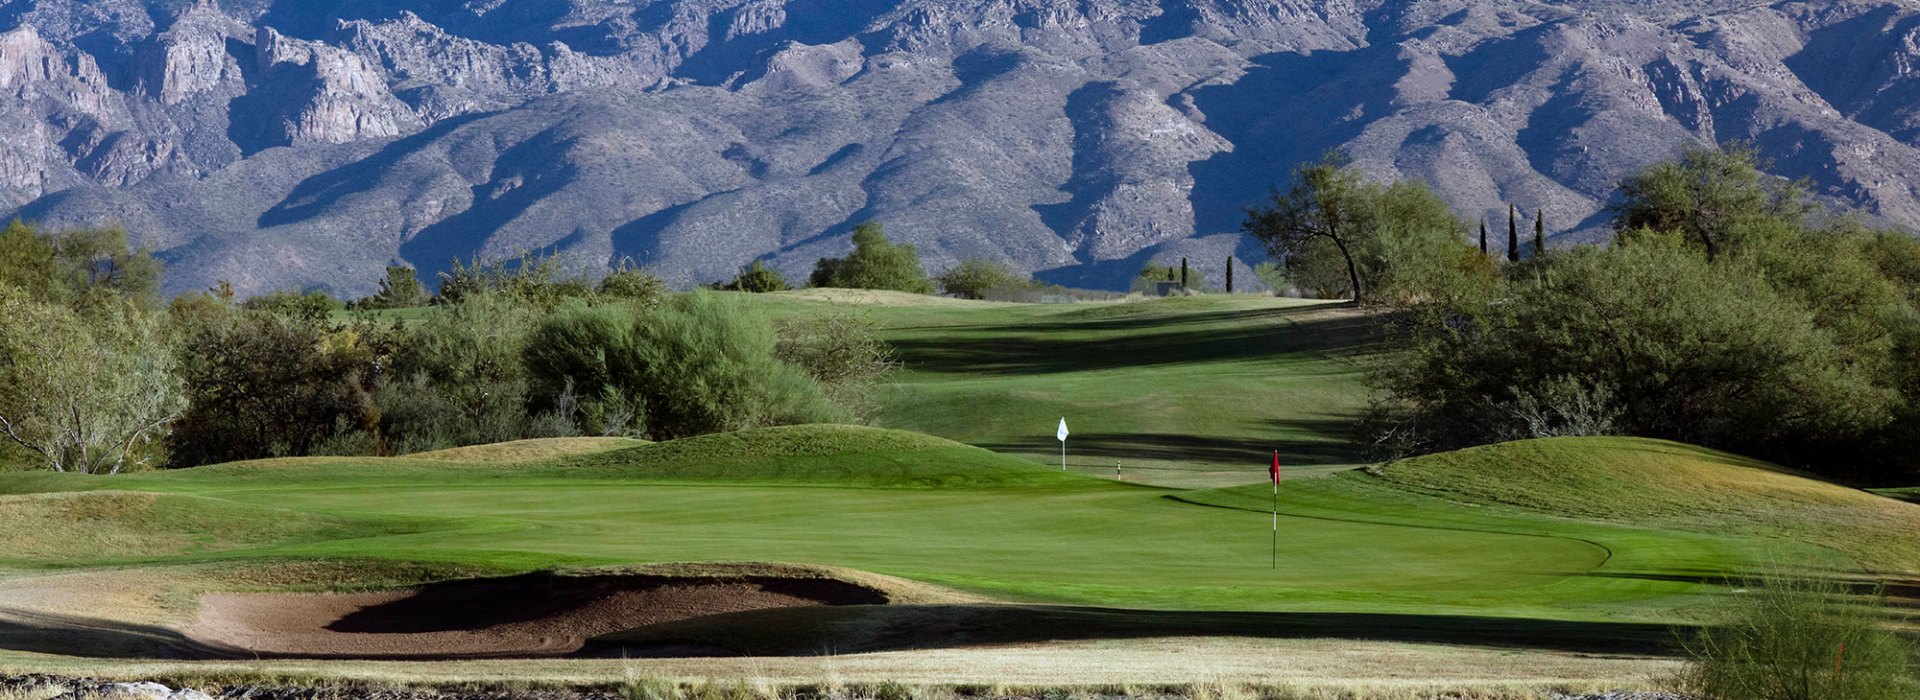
[1683,573,1917,700]
[524,302,650,438]
[377,294,576,451]
[713,260,792,293]
[937,259,1025,299]
[1372,236,1886,463]
[635,294,840,437]
[598,266,671,307]
[0,289,182,473]
[436,251,595,308]
[170,306,385,466]
[527,294,837,440]
[1370,143,1920,477]
[245,289,344,321]
[809,222,933,294]
[358,266,429,310]
[775,311,896,421]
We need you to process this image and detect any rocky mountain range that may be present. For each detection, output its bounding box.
[3,0,1920,295]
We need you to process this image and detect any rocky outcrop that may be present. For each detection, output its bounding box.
[4,0,1920,296]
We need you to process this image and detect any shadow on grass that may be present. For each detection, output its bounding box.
[976,418,1365,468]
[587,604,1686,658]
[887,306,1378,377]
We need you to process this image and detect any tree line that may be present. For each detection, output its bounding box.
[0,224,962,473]
[1246,144,1920,481]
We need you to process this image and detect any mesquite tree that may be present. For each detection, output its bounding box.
[1243,152,1373,303]
[0,292,183,474]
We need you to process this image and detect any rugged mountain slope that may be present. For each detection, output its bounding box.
[3,0,1920,294]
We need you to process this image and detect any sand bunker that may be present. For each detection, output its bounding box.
[188,571,887,659]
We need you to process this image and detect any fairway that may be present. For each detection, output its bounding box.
[745,293,1378,487]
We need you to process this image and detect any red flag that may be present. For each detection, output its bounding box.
[1270,451,1281,484]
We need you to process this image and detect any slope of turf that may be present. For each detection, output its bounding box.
[736,293,1377,487]
[552,425,1087,487]
[0,426,1829,626]
[408,437,650,462]
[1362,437,1920,575]
[0,491,398,563]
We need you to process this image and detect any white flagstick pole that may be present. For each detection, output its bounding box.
[1271,476,1278,570]
[1271,450,1279,570]
[1057,417,1068,471]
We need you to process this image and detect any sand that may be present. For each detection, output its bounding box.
[187,573,886,659]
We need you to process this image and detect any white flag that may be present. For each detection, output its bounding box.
[1056,417,1069,442]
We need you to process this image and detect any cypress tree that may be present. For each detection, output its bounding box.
[1506,204,1519,263]
[1226,256,1234,293]
[1479,219,1488,256]
[1534,208,1546,257]
[1180,257,1189,288]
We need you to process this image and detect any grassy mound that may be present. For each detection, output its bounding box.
[0,491,393,564]
[555,424,1082,488]
[768,289,1011,307]
[1368,437,1920,574]
[407,437,650,462]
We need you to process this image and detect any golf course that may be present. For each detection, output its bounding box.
[1,292,1915,695]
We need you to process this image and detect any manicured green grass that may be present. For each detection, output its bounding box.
[738,292,1378,487]
[1364,437,1920,575]
[1,426,1902,631]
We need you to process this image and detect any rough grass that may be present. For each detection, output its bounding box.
[1365,437,1920,574]
[408,437,651,462]
[0,492,395,563]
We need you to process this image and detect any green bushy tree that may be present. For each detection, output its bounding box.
[527,294,838,441]
[598,265,671,307]
[169,306,386,465]
[436,251,595,308]
[1614,141,1813,261]
[1243,151,1472,305]
[0,222,163,309]
[377,293,576,452]
[360,266,429,310]
[714,260,792,293]
[0,290,182,474]
[809,222,933,294]
[937,259,1026,299]
[246,290,345,321]
[1373,233,1895,469]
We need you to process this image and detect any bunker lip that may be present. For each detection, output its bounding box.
[186,569,890,660]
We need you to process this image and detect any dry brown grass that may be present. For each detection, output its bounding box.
[407,438,651,462]
[769,289,1029,307]
[0,636,1678,692]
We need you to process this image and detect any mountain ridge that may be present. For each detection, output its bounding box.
[2,0,1918,294]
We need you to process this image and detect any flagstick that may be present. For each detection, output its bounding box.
[1271,475,1278,570]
